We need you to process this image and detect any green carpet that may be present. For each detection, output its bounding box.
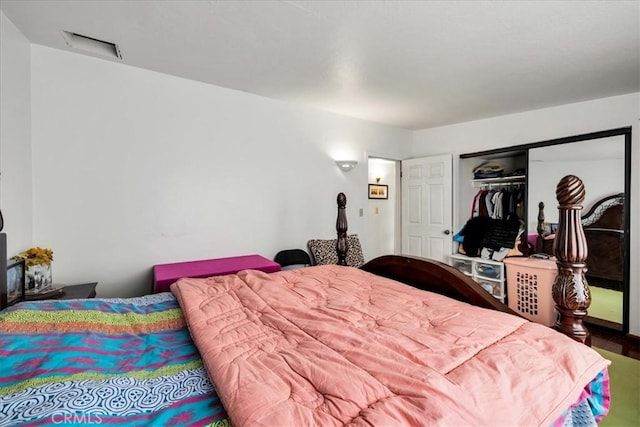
[589,286,623,324]
[594,347,640,427]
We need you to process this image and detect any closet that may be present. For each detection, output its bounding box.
[458,149,527,257]
[447,148,527,303]
[458,149,527,229]
[447,127,631,333]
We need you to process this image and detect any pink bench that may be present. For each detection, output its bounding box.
[152,254,281,293]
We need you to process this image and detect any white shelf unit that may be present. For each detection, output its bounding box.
[471,175,526,188]
[447,253,506,303]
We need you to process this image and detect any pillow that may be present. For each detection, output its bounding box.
[307,234,365,268]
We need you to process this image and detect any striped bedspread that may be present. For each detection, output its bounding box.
[0,293,230,426]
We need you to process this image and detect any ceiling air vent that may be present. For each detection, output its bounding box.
[62,31,122,60]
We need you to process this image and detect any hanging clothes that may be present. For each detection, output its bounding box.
[501,189,512,220]
[471,189,483,218]
[492,191,503,220]
[469,184,525,222]
[485,189,496,218]
[478,190,490,217]
[514,188,525,220]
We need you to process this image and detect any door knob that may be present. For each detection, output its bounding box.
[443,230,451,235]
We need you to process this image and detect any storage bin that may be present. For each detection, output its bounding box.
[504,257,558,326]
[452,259,472,275]
[475,261,501,279]
[476,278,503,299]
[447,253,506,303]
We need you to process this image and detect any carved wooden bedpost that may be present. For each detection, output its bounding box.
[552,175,591,346]
[536,201,545,253]
[537,202,545,235]
[336,193,349,266]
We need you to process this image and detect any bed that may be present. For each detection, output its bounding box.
[1,175,610,426]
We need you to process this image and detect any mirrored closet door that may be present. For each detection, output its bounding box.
[528,129,631,332]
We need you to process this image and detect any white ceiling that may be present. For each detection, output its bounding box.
[1,0,638,130]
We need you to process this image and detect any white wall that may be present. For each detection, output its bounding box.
[0,11,33,255]
[30,45,411,298]
[411,92,640,335]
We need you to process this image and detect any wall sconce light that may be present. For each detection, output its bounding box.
[336,160,358,172]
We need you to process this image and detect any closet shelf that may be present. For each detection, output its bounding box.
[472,175,525,187]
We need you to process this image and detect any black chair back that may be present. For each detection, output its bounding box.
[274,249,311,268]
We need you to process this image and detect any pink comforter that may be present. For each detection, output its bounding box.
[172,265,609,426]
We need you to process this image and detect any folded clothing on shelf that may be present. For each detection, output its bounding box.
[473,162,504,179]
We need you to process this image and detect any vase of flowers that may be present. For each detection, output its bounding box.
[13,247,53,291]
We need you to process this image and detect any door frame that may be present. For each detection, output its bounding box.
[366,154,402,256]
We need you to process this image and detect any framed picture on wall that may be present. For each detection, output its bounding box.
[368,184,388,200]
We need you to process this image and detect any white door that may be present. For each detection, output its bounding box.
[401,154,453,262]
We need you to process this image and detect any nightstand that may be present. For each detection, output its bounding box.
[60,282,98,299]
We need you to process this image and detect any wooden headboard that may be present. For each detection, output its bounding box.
[581,193,624,284]
[537,193,624,285]
[582,193,624,228]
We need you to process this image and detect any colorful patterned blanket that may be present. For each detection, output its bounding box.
[0,293,230,426]
[0,285,610,427]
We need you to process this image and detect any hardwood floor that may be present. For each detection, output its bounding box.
[589,324,640,360]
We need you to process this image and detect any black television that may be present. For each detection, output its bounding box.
[0,232,5,308]
[0,233,26,309]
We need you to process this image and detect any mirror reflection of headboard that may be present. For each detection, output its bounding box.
[581,194,624,285]
[537,194,624,290]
